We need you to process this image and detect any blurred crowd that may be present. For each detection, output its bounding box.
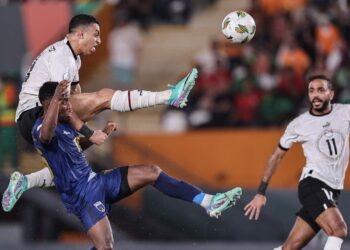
[110,0,217,29]
[108,0,217,90]
[0,75,18,169]
[163,0,350,130]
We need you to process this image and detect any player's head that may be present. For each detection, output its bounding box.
[307,75,334,115]
[39,82,72,122]
[68,14,101,55]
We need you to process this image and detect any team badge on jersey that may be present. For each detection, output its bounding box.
[316,129,345,160]
[93,201,105,213]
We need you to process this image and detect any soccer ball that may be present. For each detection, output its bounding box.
[221,11,256,44]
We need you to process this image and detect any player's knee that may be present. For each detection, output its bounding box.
[96,88,115,107]
[147,164,162,180]
[343,223,348,238]
[323,219,347,239]
[332,221,348,239]
[105,241,114,250]
[96,237,114,250]
[93,233,114,250]
[284,239,308,250]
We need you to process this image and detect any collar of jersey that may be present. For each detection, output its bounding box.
[65,39,78,60]
[309,104,333,117]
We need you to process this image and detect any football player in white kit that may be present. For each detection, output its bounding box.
[2,14,198,212]
[244,75,347,250]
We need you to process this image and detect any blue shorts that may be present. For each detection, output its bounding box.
[75,167,131,232]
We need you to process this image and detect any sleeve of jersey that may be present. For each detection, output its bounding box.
[49,54,78,84]
[72,70,79,85]
[71,58,80,85]
[32,123,57,149]
[279,119,299,151]
[32,123,41,144]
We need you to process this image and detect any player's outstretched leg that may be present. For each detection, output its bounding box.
[2,167,53,212]
[168,67,198,108]
[127,166,242,218]
[205,187,242,218]
[2,171,28,212]
[153,171,241,218]
[70,68,198,122]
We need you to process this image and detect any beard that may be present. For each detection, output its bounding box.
[310,98,330,113]
[59,116,70,123]
[59,111,72,123]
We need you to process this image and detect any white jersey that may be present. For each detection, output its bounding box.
[16,38,81,121]
[280,103,350,190]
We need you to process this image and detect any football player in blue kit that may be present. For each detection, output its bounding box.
[33,80,242,250]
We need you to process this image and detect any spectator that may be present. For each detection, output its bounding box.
[233,79,262,127]
[166,0,350,129]
[0,75,18,169]
[276,34,311,76]
[315,15,341,56]
[277,66,305,102]
[108,11,142,89]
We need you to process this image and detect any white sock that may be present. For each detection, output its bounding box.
[110,90,171,112]
[273,246,282,250]
[26,167,54,189]
[324,236,343,250]
[200,194,213,208]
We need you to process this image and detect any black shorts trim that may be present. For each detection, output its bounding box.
[296,177,340,232]
[17,106,43,144]
[115,166,132,202]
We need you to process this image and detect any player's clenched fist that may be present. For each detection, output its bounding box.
[89,130,108,145]
[103,121,117,136]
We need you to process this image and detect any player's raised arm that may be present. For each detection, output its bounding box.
[40,80,70,144]
[79,121,117,150]
[244,146,287,220]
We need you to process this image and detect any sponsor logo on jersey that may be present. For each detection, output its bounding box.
[322,121,331,128]
[88,172,96,182]
[94,201,105,213]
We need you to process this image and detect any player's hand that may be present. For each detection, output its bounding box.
[244,194,266,220]
[89,130,108,145]
[54,80,70,101]
[103,121,117,136]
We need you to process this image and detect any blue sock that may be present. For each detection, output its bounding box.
[192,192,205,205]
[90,247,97,250]
[153,172,202,203]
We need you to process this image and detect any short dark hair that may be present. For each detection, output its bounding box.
[308,74,333,90]
[39,82,58,105]
[68,14,100,33]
